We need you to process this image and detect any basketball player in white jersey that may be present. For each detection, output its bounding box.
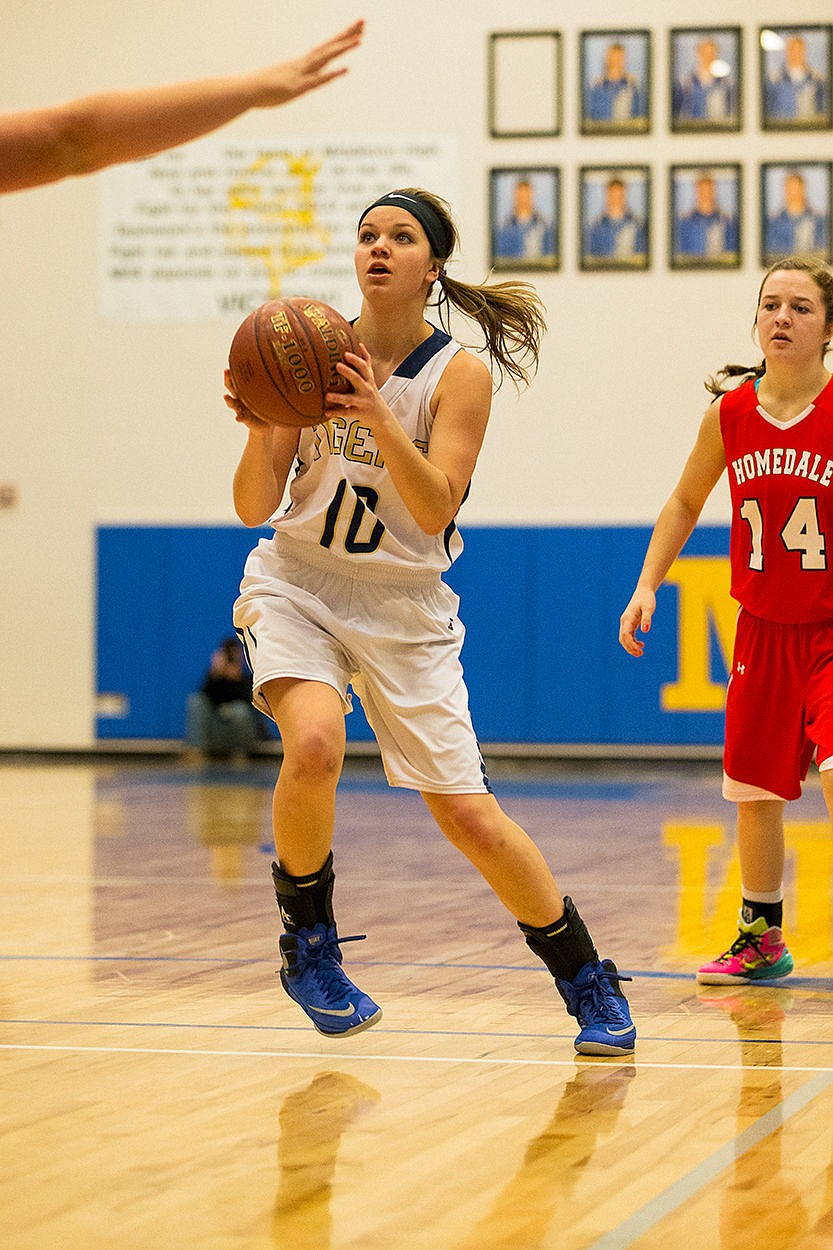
[227,188,636,1056]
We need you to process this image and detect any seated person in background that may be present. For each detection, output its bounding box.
[186,637,262,758]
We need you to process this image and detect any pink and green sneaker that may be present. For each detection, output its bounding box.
[696,914,794,985]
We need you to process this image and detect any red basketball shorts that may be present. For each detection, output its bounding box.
[723,608,833,801]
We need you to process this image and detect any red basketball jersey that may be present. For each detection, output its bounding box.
[720,376,833,623]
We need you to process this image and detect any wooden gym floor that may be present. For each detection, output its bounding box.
[2,753,833,1250]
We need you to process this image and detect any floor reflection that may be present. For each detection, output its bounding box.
[272,1071,381,1250]
[185,783,271,883]
[696,986,811,1248]
[448,1064,637,1250]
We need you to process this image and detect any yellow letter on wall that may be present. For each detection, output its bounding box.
[661,557,736,712]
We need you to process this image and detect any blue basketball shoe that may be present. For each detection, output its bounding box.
[278,923,382,1037]
[555,959,636,1056]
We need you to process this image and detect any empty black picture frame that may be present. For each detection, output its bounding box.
[488,31,562,138]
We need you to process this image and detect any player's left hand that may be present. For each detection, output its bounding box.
[326,345,390,426]
[254,20,364,106]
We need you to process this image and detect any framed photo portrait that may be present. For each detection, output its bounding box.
[488,31,562,138]
[489,167,560,271]
[580,30,651,135]
[670,164,741,270]
[670,28,742,132]
[760,162,832,266]
[579,165,651,271]
[759,26,832,130]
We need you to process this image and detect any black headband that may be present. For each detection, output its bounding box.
[357,192,451,260]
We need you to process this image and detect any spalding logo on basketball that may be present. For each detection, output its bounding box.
[228,297,359,427]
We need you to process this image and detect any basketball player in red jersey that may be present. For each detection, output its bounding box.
[620,257,833,984]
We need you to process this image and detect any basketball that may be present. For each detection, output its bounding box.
[228,297,360,427]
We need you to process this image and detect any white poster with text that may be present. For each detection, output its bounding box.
[99,135,456,320]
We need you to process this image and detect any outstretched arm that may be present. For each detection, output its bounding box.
[619,398,726,656]
[0,19,363,193]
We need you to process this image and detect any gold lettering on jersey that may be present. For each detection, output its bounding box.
[343,424,374,464]
[324,415,345,455]
[310,418,430,471]
[661,556,735,711]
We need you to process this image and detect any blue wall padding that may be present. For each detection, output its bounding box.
[96,524,731,744]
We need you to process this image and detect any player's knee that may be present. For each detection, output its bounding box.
[281,723,344,782]
[431,795,507,854]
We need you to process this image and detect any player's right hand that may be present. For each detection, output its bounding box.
[224,369,272,432]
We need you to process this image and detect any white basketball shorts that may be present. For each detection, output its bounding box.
[233,536,490,794]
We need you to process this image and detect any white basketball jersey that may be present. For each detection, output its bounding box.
[269,328,466,573]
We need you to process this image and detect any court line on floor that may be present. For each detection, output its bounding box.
[584,1068,833,1250]
[2,1040,833,1074]
[3,1015,832,1049]
[1,954,831,991]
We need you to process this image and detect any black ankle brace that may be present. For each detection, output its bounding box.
[742,896,783,930]
[271,851,335,931]
[518,896,598,982]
